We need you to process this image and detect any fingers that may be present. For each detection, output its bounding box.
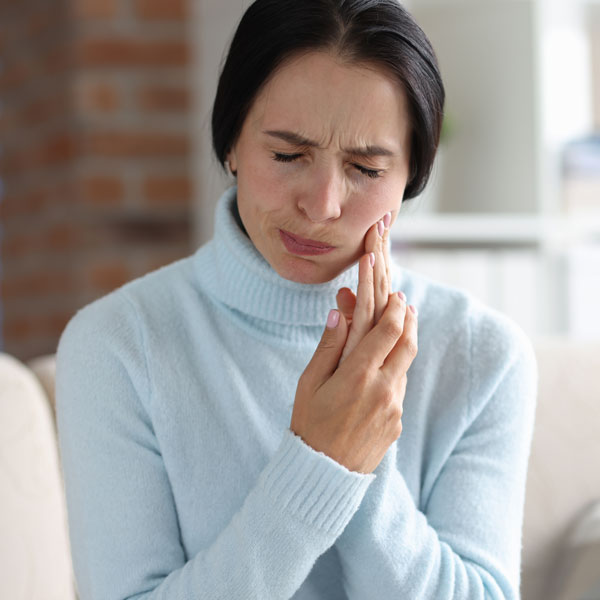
[336,287,356,324]
[344,292,407,370]
[382,212,392,305]
[340,253,374,362]
[340,213,392,362]
[382,297,419,377]
[301,309,349,391]
[364,213,391,324]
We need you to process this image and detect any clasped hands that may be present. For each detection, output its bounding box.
[290,213,419,474]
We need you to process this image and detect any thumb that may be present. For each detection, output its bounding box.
[303,309,349,391]
[336,287,356,323]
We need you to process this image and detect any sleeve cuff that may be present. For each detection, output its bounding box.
[259,428,376,539]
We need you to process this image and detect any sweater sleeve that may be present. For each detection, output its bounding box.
[56,292,375,600]
[334,311,538,599]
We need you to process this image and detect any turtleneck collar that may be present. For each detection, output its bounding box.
[193,185,361,327]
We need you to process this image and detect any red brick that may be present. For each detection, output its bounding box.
[143,248,188,273]
[134,0,186,20]
[84,131,189,158]
[70,0,118,19]
[0,192,17,220]
[3,134,77,174]
[0,109,9,135]
[44,224,82,252]
[3,316,33,340]
[0,61,29,93]
[3,188,49,218]
[89,260,131,291]
[43,134,77,167]
[1,271,74,301]
[75,80,120,113]
[27,11,56,39]
[78,175,124,206]
[77,38,189,68]
[47,311,74,335]
[22,93,67,127]
[0,148,21,174]
[2,232,38,260]
[42,45,73,77]
[137,85,189,111]
[143,175,191,206]
[3,312,75,342]
[49,180,78,209]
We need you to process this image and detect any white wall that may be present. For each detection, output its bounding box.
[411,0,539,214]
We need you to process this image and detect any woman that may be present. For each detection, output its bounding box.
[56,1,537,598]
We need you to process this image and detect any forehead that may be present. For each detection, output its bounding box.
[245,51,411,147]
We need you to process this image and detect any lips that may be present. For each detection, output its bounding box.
[281,230,333,248]
[279,229,335,256]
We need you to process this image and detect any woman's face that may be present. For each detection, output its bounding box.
[228,51,412,284]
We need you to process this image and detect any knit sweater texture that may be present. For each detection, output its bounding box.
[56,185,538,600]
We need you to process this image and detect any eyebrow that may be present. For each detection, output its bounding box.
[263,129,396,158]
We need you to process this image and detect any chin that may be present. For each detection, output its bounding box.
[273,254,347,285]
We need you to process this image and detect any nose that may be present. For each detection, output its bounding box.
[296,166,343,223]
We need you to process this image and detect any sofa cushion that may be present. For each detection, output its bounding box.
[0,353,75,599]
[521,337,600,600]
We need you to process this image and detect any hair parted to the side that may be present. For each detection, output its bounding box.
[211,0,445,200]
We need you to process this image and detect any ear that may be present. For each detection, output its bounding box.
[226,147,238,176]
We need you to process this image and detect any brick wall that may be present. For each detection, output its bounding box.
[0,0,193,361]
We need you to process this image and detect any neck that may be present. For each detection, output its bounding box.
[193,185,360,327]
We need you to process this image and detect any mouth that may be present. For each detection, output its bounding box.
[279,229,335,256]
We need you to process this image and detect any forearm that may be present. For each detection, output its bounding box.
[335,445,516,599]
[139,430,375,600]
[61,420,375,599]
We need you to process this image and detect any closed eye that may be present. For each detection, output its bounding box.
[353,164,382,179]
[273,152,303,163]
[272,152,383,179]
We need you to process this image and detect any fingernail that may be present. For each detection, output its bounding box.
[326,309,340,329]
[398,291,407,302]
[369,252,375,267]
[377,220,384,237]
[384,212,392,228]
[409,304,418,317]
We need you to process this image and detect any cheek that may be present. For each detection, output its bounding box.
[238,159,284,217]
[346,188,400,234]
[242,154,295,210]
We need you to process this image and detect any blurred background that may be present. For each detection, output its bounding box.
[0,1,599,599]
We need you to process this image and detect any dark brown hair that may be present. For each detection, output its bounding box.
[212,0,445,200]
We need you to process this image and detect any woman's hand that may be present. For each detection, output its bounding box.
[290,292,418,474]
[290,214,419,474]
[336,213,393,362]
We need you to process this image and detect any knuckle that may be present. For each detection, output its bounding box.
[355,366,372,390]
[394,401,404,419]
[317,338,337,353]
[298,368,314,386]
[376,273,388,296]
[359,294,375,315]
[394,419,403,438]
[386,389,403,418]
[381,318,403,342]
[404,338,418,358]
[377,386,395,410]
[297,371,311,392]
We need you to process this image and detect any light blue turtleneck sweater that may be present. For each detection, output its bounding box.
[56,186,537,600]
